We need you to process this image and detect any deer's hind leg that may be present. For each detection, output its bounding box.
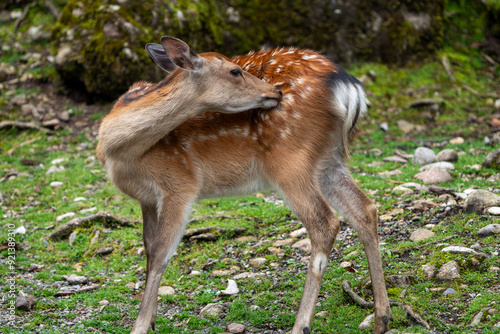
[319,153,391,334]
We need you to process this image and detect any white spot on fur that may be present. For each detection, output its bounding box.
[302,54,317,60]
[312,253,328,275]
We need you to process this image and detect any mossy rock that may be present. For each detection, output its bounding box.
[52,0,445,99]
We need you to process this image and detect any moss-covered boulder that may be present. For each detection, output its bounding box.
[52,0,444,99]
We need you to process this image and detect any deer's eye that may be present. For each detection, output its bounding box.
[230,69,242,77]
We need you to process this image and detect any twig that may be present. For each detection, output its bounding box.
[0,121,54,134]
[48,212,141,240]
[441,56,455,81]
[54,284,100,297]
[44,0,59,18]
[387,236,454,254]
[342,280,430,329]
[183,226,247,241]
[13,2,36,32]
[188,214,260,224]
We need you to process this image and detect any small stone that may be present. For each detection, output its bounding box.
[449,137,465,144]
[392,186,414,196]
[227,323,245,333]
[465,190,500,213]
[419,161,455,171]
[273,238,294,247]
[190,270,201,276]
[358,313,375,330]
[487,207,500,215]
[98,299,110,305]
[436,149,458,162]
[158,286,175,296]
[386,275,412,287]
[200,303,227,317]
[250,305,260,311]
[379,122,389,131]
[249,258,267,269]
[221,280,239,295]
[412,147,436,165]
[42,118,61,128]
[290,227,307,238]
[478,224,500,237]
[292,239,311,253]
[383,156,408,163]
[414,168,452,184]
[482,149,500,169]
[212,270,230,276]
[410,229,435,241]
[471,312,483,325]
[57,111,70,122]
[443,288,455,295]
[63,274,88,285]
[421,264,436,279]
[56,212,76,221]
[15,292,35,311]
[436,260,460,281]
[14,226,26,235]
[28,263,45,272]
[490,266,500,272]
[236,236,257,242]
[412,199,439,210]
[46,165,65,175]
[340,261,352,269]
[441,246,476,255]
[268,247,284,256]
[96,247,114,256]
[50,181,64,188]
[315,310,329,318]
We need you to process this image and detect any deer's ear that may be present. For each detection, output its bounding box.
[146,43,177,73]
[160,36,204,72]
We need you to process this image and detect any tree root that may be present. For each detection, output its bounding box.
[48,212,141,240]
[342,280,430,330]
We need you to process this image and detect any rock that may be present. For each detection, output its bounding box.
[290,227,307,238]
[233,272,265,280]
[98,299,110,305]
[50,181,64,188]
[268,247,284,256]
[236,236,257,242]
[421,264,436,279]
[392,186,414,196]
[397,120,425,134]
[436,149,458,162]
[478,224,500,237]
[414,168,452,184]
[386,275,412,287]
[487,207,500,215]
[15,292,35,311]
[43,118,61,128]
[158,286,175,296]
[340,261,352,269]
[14,226,26,235]
[383,156,408,163]
[190,270,201,276]
[379,122,389,131]
[292,239,311,253]
[441,246,476,255]
[96,247,114,256]
[471,312,483,325]
[419,161,455,171]
[358,313,375,330]
[200,303,227,317]
[250,305,260,311]
[273,238,294,247]
[436,260,461,281]
[47,165,65,175]
[221,279,239,295]
[482,149,500,169]
[28,263,45,272]
[28,25,50,41]
[63,274,88,285]
[449,137,465,144]
[227,323,245,333]
[249,258,267,269]
[412,147,436,165]
[465,190,500,213]
[412,199,439,210]
[315,310,329,318]
[410,229,435,241]
[57,110,71,122]
[56,212,76,221]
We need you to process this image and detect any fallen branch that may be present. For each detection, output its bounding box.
[0,121,54,134]
[441,56,455,82]
[44,0,59,18]
[54,284,100,297]
[342,280,430,329]
[48,212,141,240]
[13,2,36,32]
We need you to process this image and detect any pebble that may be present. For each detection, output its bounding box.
[200,303,227,317]
[273,238,294,247]
[358,313,375,330]
[249,258,267,269]
[15,292,35,311]
[414,168,452,184]
[443,288,455,295]
[290,227,307,238]
[478,224,500,237]
[419,161,455,171]
[392,186,414,196]
[96,247,114,256]
[46,165,65,175]
[412,147,436,165]
[410,229,435,241]
[292,239,311,252]
[487,206,500,215]
[50,181,64,187]
[421,264,436,279]
[441,246,476,255]
[51,158,66,165]
[56,212,76,221]
[471,312,483,325]
[221,280,239,295]
[436,149,458,162]
[482,149,500,169]
[449,137,465,144]
[63,274,88,285]
[227,323,245,333]
[158,286,175,296]
[436,260,461,281]
[315,310,329,318]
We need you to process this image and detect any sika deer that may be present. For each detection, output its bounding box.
[97,36,391,334]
